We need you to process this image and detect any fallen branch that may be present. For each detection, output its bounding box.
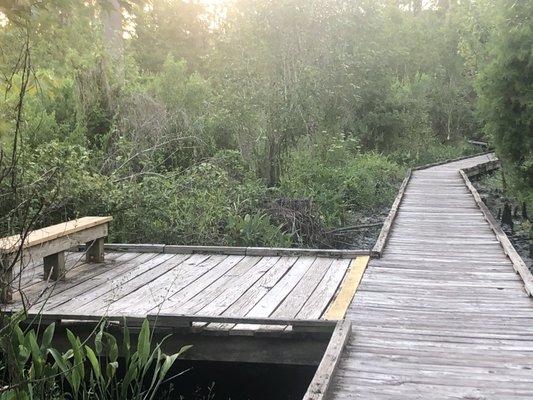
[327,222,383,234]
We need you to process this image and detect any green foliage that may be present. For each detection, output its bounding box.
[0,0,509,247]
[105,159,289,247]
[226,213,292,247]
[280,135,404,226]
[0,315,189,400]
[477,0,533,210]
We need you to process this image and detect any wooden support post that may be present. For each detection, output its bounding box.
[1,253,15,303]
[44,251,66,281]
[86,237,105,263]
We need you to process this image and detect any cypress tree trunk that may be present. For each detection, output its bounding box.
[501,202,513,231]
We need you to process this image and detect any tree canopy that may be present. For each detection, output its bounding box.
[0,0,530,247]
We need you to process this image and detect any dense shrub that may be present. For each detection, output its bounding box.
[477,0,533,211]
[388,140,479,167]
[280,135,404,226]
[0,0,500,248]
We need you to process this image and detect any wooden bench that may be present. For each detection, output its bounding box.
[0,216,112,303]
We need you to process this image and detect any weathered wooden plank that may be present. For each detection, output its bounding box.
[177,256,262,315]
[372,170,411,257]
[149,313,337,330]
[5,252,139,311]
[103,253,214,315]
[43,251,65,281]
[324,256,370,321]
[29,252,157,311]
[157,255,246,313]
[207,257,299,330]
[4,224,109,290]
[271,257,334,319]
[297,259,351,320]
[303,320,351,400]
[460,169,533,295]
[0,216,112,253]
[328,153,533,400]
[103,243,369,258]
[52,253,191,313]
[196,256,281,317]
[410,151,494,171]
[233,256,317,330]
[104,243,166,253]
[244,248,369,258]
[164,245,247,255]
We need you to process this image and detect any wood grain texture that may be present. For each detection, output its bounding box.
[5,251,353,336]
[0,216,112,253]
[104,243,369,258]
[302,320,351,400]
[324,256,370,320]
[328,153,533,400]
[372,170,411,256]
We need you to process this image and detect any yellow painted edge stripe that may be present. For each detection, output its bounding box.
[323,255,370,321]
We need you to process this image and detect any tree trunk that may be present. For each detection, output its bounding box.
[101,0,124,81]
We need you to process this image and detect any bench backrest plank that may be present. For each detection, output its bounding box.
[0,216,112,254]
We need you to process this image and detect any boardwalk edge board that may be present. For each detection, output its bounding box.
[98,243,370,258]
[302,320,352,400]
[372,169,412,257]
[14,311,337,336]
[460,164,533,296]
[324,256,370,320]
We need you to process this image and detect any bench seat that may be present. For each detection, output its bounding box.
[0,216,112,303]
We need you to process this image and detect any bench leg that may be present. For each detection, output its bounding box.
[86,238,105,263]
[44,251,66,281]
[1,254,15,303]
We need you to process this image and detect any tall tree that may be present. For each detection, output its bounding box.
[477,0,532,206]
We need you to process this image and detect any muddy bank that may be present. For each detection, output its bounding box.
[328,208,388,250]
[472,171,533,273]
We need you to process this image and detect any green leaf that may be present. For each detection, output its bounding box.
[121,355,139,399]
[17,344,30,366]
[66,329,84,393]
[176,344,193,357]
[123,319,131,366]
[14,325,25,346]
[137,319,151,365]
[159,353,179,380]
[104,332,118,363]
[85,345,101,379]
[27,331,44,376]
[106,361,118,381]
[41,322,55,350]
[49,348,68,373]
[0,389,17,400]
[95,321,105,355]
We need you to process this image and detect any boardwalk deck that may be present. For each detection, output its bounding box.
[5,248,368,336]
[329,154,533,399]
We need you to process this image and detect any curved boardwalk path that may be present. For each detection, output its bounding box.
[330,154,533,399]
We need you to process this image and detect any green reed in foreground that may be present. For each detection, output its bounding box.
[0,314,190,400]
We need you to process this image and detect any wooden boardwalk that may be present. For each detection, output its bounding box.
[7,248,369,335]
[329,154,533,399]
